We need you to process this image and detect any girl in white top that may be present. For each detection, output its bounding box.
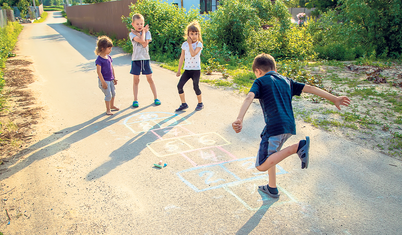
[176,21,204,112]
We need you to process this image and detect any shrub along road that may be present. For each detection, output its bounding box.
[1,12,401,234]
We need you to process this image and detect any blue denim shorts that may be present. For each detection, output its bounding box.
[130,60,152,75]
[255,133,292,167]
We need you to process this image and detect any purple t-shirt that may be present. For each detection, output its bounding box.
[95,55,114,81]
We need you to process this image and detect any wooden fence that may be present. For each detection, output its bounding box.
[66,0,136,40]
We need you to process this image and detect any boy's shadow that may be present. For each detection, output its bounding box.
[86,111,197,181]
[236,191,278,235]
[0,105,151,180]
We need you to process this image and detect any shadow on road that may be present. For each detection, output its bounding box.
[86,111,197,181]
[236,191,277,235]
[0,105,153,180]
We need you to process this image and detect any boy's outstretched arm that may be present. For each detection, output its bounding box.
[303,84,351,110]
[232,92,255,133]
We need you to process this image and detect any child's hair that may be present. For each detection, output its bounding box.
[94,36,113,55]
[252,53,276,72]
[184,20,202,43]
[132,13,144,22]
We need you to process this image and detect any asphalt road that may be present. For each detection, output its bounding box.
[1,12,401,234]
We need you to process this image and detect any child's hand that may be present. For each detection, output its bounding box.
[176,70,181,77]
[187,36,192,45]
[101,82,108,89]
[334,96,351,110]
[232,119,243,133]
[144,24,149,33]
[113,79,118,85]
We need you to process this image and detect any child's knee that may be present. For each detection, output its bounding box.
[256,165,265,172]
[146,76,154,83]
[133,76,140,84]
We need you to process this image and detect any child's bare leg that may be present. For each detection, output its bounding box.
[133,75,140,101]
[179,93,186,103]
[256,143,298,172]
[197,94,202,103]
[267,166,276,188]
[146,74,157,99]
[105,100,112,115]
[110,97,119,110]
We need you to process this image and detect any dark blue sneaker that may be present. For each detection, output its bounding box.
[195,103,204,111]
[175,103,188,112]
[297,136,310,169]
[258,185,280,198]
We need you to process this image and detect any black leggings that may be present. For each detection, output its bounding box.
[177,70,201,95]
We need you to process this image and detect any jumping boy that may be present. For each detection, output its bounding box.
[232,54,350,198]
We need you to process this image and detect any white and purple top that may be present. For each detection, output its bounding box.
[182,41,203,70]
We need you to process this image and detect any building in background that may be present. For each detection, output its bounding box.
[165,0,219,13]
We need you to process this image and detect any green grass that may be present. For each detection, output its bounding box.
[34,12,48,23]
[200,79,232,87]
[43,6,64,11]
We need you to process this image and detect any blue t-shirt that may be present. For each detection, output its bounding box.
[95,55,114,81]
[249,71,305,137]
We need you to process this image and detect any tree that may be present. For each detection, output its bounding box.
[305,0,339,12]
[17,0,29,17]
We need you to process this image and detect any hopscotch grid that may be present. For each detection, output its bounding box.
[146,132,231,157]
[219,164,242,181]
[124,112,296,210]
[176,171,268,193]
[147,132,231,144]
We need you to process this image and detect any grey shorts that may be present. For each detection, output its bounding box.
[255,133,292,167]
[98,79,116,101]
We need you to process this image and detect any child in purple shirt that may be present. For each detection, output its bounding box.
[95,36,119,115]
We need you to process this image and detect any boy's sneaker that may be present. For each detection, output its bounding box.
[258,185,280,198]
[132,101,139,108]
[195,103,204,111]
[154,99,161,106]
[297,136,310,169]
[175,103,188,112]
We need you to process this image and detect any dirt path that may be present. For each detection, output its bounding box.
[0,12,401,234]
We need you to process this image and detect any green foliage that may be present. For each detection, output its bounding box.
[1,3,11,9]
[122,0,201,60]
[44,6,65,11]
[248,21,316,60]
[305,0,339,12]
[204,0,261,56]
[0,22,23,107]
[309,0,402,60]
[277,60,323,88]
[17,0,29,17]
[34,11,48,23]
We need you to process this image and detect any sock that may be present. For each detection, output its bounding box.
[268,185,278,194]
[198,102,203,105]
[297,140,306,152]
[182,103,187,105]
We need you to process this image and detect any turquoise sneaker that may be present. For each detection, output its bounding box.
[132,101,139,107]
[154,99,161,106]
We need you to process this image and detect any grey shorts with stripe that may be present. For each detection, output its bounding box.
[255,133,292,167]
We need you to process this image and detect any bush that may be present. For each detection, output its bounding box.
[204,0,261,56]
[122,0,201,60]
[247,21,316,60]
[1,3,12,10]
[308,0,402,60]
[0,22,23,96]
